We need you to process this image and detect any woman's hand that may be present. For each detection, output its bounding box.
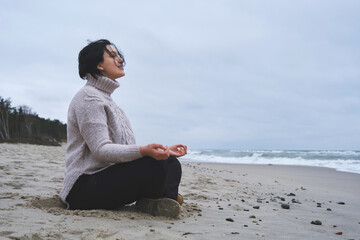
[140,143,170,160]
[169,144,187,157]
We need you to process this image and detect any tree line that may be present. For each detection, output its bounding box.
[0,96,66,146]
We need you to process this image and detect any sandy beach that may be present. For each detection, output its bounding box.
[0,143,359,240]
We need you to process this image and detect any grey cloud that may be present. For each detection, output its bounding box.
[0,0,359,149]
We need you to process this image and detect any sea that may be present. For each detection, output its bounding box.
[181,149,360,174]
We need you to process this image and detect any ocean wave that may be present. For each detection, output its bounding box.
[181,149,360,174]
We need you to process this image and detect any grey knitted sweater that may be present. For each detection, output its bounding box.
[59,74,142,203]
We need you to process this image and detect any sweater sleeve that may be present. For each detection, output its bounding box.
[75,95,143,163]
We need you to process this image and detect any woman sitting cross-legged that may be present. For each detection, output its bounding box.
[59,39,187,218]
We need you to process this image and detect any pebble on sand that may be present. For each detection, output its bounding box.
[337,202,345,205]
[281,204,290,209]
[226,218,234,222]
[311,220,322,225]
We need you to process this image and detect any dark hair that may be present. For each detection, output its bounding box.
[78,39,125,79]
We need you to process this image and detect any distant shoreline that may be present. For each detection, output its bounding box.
[0,137,64,146]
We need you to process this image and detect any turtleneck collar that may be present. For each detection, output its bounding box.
[85,73,120,95]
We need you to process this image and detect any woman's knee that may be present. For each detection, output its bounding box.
[154,156,182,178]
[138,157,167,181]
[167,156,182,176]
[137,156,181,184]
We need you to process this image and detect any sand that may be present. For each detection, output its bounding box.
[0,143,359,240]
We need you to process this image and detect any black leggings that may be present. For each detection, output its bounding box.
[66,156,182,210]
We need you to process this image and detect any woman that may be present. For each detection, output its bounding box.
[59,39,187,218]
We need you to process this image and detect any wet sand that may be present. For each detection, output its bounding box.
[0,143,359,239]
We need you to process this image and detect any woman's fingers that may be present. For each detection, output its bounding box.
[176,144,187,154]
[153,145,170,160]
[151,143,166,150]
[141,143,187,160]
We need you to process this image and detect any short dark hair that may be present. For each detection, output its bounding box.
[78,39,125,79]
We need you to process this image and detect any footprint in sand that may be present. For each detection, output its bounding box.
[0,231,15,237]
[0,192,20,199]
[4,182,25,189]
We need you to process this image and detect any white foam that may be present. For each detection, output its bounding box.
[181,150,360,174]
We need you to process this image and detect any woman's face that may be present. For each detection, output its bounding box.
[97,45,125,80]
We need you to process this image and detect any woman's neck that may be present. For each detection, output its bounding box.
[85,74,120,94]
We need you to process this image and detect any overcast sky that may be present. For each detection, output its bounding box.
[1,0,359,150]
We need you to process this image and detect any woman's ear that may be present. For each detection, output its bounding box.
[97,63,104,71]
